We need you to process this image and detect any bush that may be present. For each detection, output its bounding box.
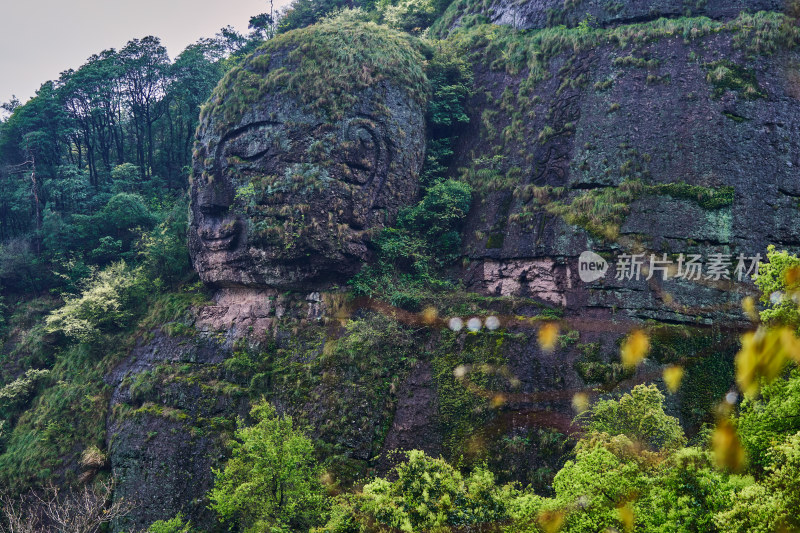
[736,368,800,474]
[350,180,471,308]
[147,513,193,533]
[45,262,148,343]
[137,197,192,285]
[636,447,750,533]
[0,369,51,422]
[398,179,472,259]
[382,0,437,34]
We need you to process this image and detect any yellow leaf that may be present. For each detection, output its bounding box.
[741,296,758,322]
[538,510,565,533]
[785,266,800,288]
[421,306,438,325]
[712,418,746,472]
[572,392,590,414]
[490,394,506,409]
[538,323,559,352]
[780,328,800,363]
[663,366,684,393]
[621,330,650,369]
[617,503,635,532]
[735,327,791,398]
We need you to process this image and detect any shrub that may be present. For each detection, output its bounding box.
[147,513,193,533]
[382,0,437,34]
[45,262,147,343]
[398,179,472,259]
[737,368,800,474]
[0,369,51,422]
[137,197,192,286]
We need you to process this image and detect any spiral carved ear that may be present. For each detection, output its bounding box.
[341,118,388,204]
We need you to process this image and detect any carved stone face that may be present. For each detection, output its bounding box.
[189,25,427,289]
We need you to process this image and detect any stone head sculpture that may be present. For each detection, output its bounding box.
[189,18,428,289]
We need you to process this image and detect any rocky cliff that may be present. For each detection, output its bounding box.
[106,4,800,528]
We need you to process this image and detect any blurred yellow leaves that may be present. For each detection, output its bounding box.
[741,296,758,322]
[490,394,506,409]
[735,326,800,398]
[572,392,590,414]
[784,265,800,288]
[621,330,650,369]
[538,323,559,352]
[617,503,635,532]
[712,418,746,472]
[421,306,438,325]
[663,365,684,393]
[537,509,565,533]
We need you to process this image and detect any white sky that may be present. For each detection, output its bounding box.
[0,0,294,106]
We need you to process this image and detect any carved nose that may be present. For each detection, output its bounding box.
[196,177,233,215]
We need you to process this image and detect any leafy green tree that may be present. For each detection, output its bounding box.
[209,400,328,532]
[636,447,750,533]
[760,431,800,530]
[137,197,191,286]
[58,49,123,185]
[736,367,800,474]
[584,384,686,451]
[552,434,649,533]
[715,432,800,532]
[320,450,513,532]
[163,40,225,187]
[398,179,472,260]
[118,36,170,180]
[754,245,800,329]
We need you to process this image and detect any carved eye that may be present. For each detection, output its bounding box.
[223,123,286,162]
[342,119,382,185]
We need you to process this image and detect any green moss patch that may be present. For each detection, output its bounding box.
[201,16,430,129]
[704,60,766,99]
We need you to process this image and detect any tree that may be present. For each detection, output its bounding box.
[118,36,170,180]
[45,261,146,343]
[209,400,328,532]
[736,367,800,474]
[58,50,123,185]
[319,449,513,532]
[636,447,750,533]
[754,244,800,330]
[249,11,276,40]
[551,434,650,533]
[583,384,686,451]
[163,40,225,187]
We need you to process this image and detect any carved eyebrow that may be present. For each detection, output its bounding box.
[214,120,285,166]
[214,120,322,168]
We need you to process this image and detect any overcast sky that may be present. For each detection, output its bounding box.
[0,0,294,106]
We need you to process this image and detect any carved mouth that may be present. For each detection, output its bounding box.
[202,234,237,252]
[199,221,240,252]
